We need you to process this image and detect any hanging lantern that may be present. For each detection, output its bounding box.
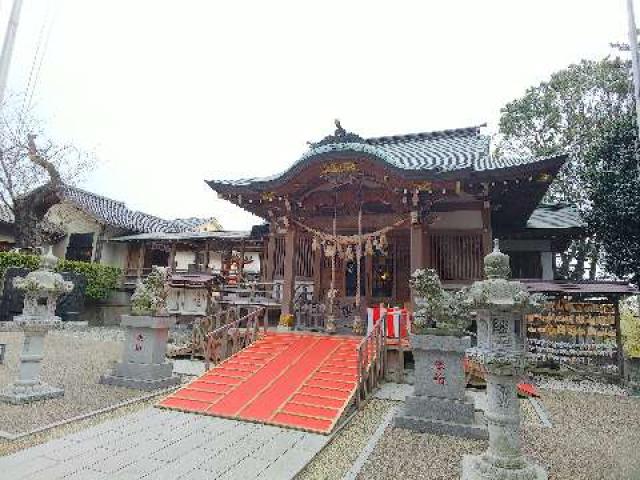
[337,242,345,259]
[312,236,319,252]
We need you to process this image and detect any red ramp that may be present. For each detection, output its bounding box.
[158,333,361,434]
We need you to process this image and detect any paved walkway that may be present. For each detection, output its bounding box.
[0,407,329,480]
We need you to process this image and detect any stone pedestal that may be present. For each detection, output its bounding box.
[394,333,487,439]
[0,321,64,404]
[100,315,180,390]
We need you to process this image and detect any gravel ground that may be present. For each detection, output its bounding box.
[356,390,640,480]
[0,329,155,435]
[534,376,628,396]
[297,399,397,480]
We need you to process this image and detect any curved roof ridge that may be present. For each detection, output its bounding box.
[366,125,485,145]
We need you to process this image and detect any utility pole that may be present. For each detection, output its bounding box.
[0,0,24,106]
[627,0,640,136]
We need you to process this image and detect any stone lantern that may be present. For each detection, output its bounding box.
[0,248,73,404]
[461,240,547,480]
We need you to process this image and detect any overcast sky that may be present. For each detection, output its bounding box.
[2,0,632,230]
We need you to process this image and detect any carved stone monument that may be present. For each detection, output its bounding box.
[0,248,73,404]
[100,267,180,390]
[461,241,547,480]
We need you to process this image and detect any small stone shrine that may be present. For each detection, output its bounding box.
[100,267,180,390]
[462,240,547,480]
[0,248,73,404]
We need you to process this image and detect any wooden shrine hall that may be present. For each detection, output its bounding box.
[206,122,569,332]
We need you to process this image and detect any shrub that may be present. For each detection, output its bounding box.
[57,259,121,301]
[0,252,121,301]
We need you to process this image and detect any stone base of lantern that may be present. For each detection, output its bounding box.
[0,320,64,404]
[394,393,488,439]
[461,454,548,480]
[0,382,64,404]
[99,315,180,391]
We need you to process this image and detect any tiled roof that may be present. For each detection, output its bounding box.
[210,126,564,187]
[526,204,584,230]
[0,186,221,234]
[170,217,222,232]
[60,186,218,234]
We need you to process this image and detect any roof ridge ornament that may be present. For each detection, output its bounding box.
[308,118,366,149]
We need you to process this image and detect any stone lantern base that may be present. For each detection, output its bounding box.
[0,321,64,404]
[461,454,548,480]
[100,315,181,390]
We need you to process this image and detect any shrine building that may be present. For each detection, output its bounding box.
[206,122,578,326]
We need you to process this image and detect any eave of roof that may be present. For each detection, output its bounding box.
[522,279,637,295]
[110,230,252,242]
[206,125,568,193]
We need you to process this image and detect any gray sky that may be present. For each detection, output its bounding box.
[3,0,631,230]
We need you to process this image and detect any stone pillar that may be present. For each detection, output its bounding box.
[100,315,180,390]
[394,334,487,439]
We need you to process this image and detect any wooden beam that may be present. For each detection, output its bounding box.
[281,227,297,316]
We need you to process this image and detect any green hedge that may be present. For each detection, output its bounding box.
[0,252,121,301]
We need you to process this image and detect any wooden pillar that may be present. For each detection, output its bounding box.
[313,246,322,301]
[204,240,211,272]
[410,215,424,275]
[424,226,432,268]
[482,199,492,256]
[137,242,146,279]
[614,297,625,378]
[281,227,296,316]
[365,251,373,304]
[93,225,106,263]
[168,241,177,272]
[239,239,246,277]
[265,229,276,282]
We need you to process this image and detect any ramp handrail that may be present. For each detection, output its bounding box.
[355,316,387,409]
[201,307,267,370]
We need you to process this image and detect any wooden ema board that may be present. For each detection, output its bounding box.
[158,333,362,435]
